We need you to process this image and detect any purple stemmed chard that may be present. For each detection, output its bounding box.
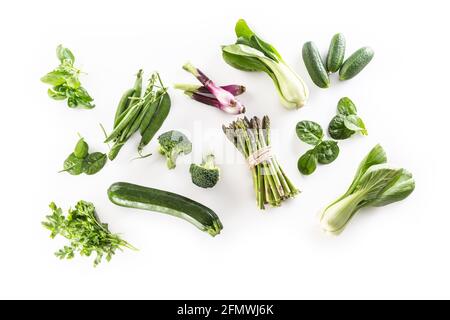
[178,62,246,114]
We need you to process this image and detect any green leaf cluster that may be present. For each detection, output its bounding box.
[61,136,107,175]
[41,45,94,109]
[328,97,367,140]
[42,201,136,266]
[296,121,340,175]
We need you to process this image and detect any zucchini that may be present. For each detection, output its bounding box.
[302,41,330,88]
[108,182,223,237]
[326,33,346,73]
[339,47,374,80]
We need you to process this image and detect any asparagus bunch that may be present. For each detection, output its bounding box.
[223,116,299,209]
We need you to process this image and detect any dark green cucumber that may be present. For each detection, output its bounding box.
[326,33,346,73]
[108,182,223,237]
[339,47,374,80]
[302,42,330,88]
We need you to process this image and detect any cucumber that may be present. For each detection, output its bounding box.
[108,182,223,237]
[326,33,346,73]
[339,47,374,80]
[302,42,330,88]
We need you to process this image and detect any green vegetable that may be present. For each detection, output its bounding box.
[319,144,415,235]
[315,140,339,164]
[190,154,220,188]
[108,182,223,237]
[328,115,354,140]
[339,47,374,80]
[328,97,368,140]
[114,88,135,128]
[295,120,324,146]
[62,153,84,175]
[106,71,170,160]
[223,116,299,209]
[41,45,94,109]
[139,92,171,152]
[326,33,346,73]
[61,135,107,175]
[74,137,89,159]
[302,41,330,88]
[337,96,357,115]
[297,150,317,175]
[82,152,107,175]
[42,201,136,267]
[222,19,309,109]
[158,130,192,169]
[295,121,340,175]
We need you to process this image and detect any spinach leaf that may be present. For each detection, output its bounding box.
[63,153,84,175]
[315,140,340,164]
[82,152,107,175]
[297,150,317,175]
[295,120,324,145]
[74,138,89,159]
[337,97,357,116]
[328,115,355,140]
[344,115,368,135]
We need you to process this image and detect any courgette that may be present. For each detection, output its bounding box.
[339,47,374,80]
[302,41,330,88]
[108,182,223,237]
[326,33,346,73]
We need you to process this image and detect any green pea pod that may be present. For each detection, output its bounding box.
[108,141,125,161]
[119,110,141,142]
[114,88,135,128]
[139,93,163,135]
[138,93,171,151]
[124,99,153,141]
[104,104,141,143]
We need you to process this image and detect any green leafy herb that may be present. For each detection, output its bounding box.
[319,145,415,235]
[295,120,323,146]
[328,97,367,140]
[297,150,317,175]
[41,45,94,109]
[82,152,107,175]
[315,140,340,164]
[42,201,136,266]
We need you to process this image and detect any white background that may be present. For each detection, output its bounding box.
[1,0,449,300]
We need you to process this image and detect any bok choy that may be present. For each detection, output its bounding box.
[320,145,415,235]
[222,19,309,109]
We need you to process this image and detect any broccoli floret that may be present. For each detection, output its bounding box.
[158,130,192,169]
[189,154,220,188]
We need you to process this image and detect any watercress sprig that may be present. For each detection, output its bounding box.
[41,45,95,109]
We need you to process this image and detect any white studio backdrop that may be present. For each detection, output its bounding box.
[0,0,449,299]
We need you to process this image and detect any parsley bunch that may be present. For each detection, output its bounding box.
[41,45,95,109]
[42,201,136,267]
